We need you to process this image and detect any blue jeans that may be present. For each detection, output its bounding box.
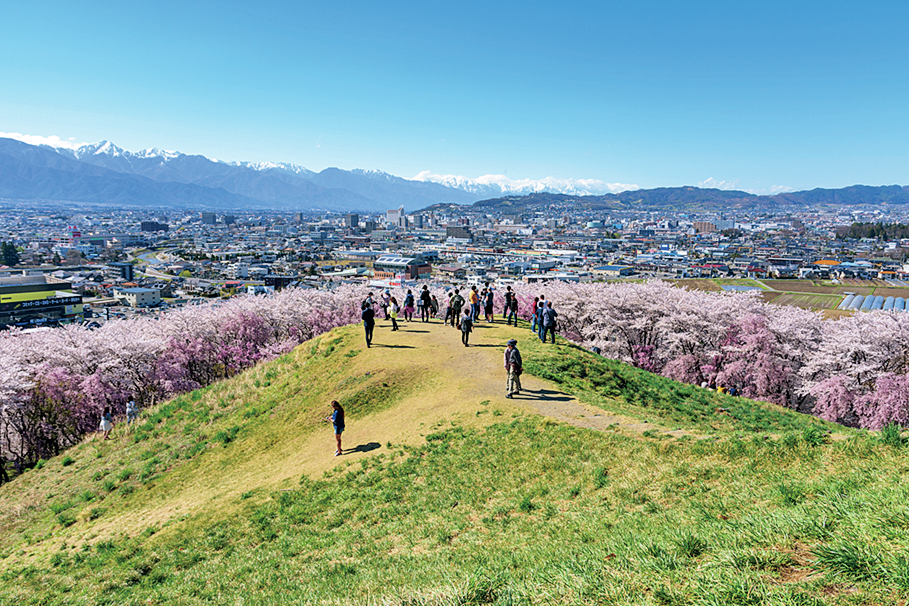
[506,309,517,325]
[470,303,480,321]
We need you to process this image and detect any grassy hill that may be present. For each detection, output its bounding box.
[2,318,908,605]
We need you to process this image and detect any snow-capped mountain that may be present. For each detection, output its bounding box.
[6,133,634,210]
[412,170,639,197]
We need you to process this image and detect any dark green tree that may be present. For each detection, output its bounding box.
[1,242,20,267]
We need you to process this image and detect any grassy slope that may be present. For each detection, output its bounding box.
[2,319,909,605]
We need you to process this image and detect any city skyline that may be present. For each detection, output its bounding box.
[3,1,908,196]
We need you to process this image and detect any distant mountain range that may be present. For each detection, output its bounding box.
[449,185,909,213]
[1,136,907,213]
[0,138,476,212]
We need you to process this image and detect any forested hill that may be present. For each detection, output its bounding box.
[458,184,909,213]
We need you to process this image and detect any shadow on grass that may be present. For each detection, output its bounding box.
[347,442,381,454]
[374,344,416,349]
[515,389,573,402]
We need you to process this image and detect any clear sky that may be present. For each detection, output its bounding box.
[2,1,908,194]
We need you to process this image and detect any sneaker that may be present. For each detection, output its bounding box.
[505,394,513,398]
[335,451,342,456]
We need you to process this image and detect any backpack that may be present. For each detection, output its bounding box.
[460,317,472,332]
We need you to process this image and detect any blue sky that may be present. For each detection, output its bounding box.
[2,1,908,194]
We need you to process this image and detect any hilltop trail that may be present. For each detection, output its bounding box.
[0,316,675,553]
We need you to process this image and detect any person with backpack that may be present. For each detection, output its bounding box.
[504,339,523,398]
[389,296,401,331]
[459,308,473,346]
[420,285,432,322]
[361,301,376,347]
[540,301,558,344]
[403,290,415,322]
[449,289,465,327]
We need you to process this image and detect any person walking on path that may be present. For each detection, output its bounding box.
[327,401,345,456]
[420,286,432,322]
[126,400,138,425]
[504,286,519,326]
[381,290,391,319]
[99,407,114,440]
[504,339,523,398]
[403,290,415,322]
[459,308,473,346]
[484,287,495,323]
[389,297,401,331]
[541,301,558,344]
[469,286,480,322]
[450,289,465,327]
[362,301,376,347]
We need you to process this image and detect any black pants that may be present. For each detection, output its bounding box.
[451,308,462,327]
[421,305,430,322]
[541,325,555,343]
[391,317,399,330]
[461,330,470,346]
[364,322,374,346]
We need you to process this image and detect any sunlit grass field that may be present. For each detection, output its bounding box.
[1,321,907,605]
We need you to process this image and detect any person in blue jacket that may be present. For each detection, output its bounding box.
[327,401,345,456]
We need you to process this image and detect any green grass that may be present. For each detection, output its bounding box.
[4,418,909,604]
[0,322,901,605]
[520,336,841,437]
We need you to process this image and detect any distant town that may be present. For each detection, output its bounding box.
[2,201,909,330]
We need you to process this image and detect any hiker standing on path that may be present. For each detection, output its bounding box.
[530,296,541,332]
[504,286,518,326]
[403,290,415,322]
[389,297,401,331]
[541,301,558,344]
[430,294,439,319]
[381,289,391,319]
[327,401,345,456]
[484,287,495,323]
[535,295,547,340]
[459,308,473,346]
[420,285,432,322]
[469,286,480,322]
[450,289,465,327]
[99,407,114,440]
[361,301,376,347]
[504,339,523,398]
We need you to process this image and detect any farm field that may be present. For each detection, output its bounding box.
[770,292,845,310]
[669,278,722,292]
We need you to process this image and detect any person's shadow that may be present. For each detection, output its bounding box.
[347,442,381,454]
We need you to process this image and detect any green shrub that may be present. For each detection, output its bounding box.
[56,512,76,527]
[61,455,75,467]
